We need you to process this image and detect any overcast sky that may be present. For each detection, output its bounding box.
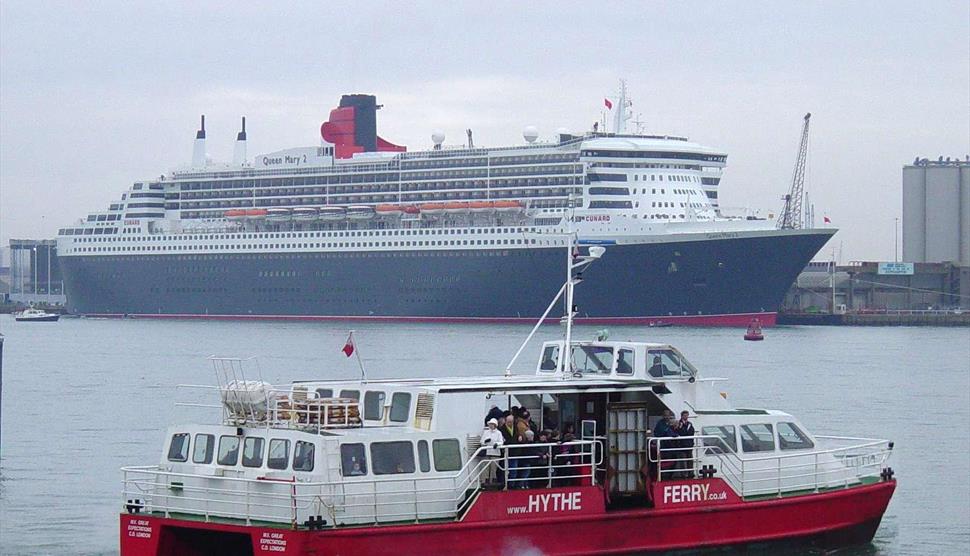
[1,0,967,262]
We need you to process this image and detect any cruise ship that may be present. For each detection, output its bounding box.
[56,85,834,325]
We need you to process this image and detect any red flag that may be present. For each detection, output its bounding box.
[342,334,355,357]
[823,216,831,223]
[604,98,613,110]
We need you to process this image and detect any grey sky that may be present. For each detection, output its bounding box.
[1,0,967,262]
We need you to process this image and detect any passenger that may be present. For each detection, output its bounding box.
[673,410,696,478]
[531,431,552,488]
[484,405,504,426]
[506,431,529,489]
[480,418,505,486]
[499,415,515,444]
[653,410,679,480]
[554,433,578,486]
[648,355,670,378]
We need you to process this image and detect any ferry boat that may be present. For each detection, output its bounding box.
[14,307,60,322]
[119,242,895,556]
[58,84,834,326]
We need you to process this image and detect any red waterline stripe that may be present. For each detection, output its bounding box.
[79,312,776,327]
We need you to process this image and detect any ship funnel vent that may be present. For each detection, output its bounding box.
[414,392,435,430]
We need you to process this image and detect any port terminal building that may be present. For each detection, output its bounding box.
[6,239,66,306]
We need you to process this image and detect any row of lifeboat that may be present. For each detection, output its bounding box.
[224,201,524,222]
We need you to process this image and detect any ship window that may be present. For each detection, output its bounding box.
[539,345,560,372]
[242,437,264,467]
[217,435,240,465]
[778,422,814,450]
[390,392,411,422]
[701,425,737,453]
[616,349,634,375]
[268,439,290,469]
[340,389,360,400]
[167,433,190,462]
[569,345,614,374]
[192,433,214,464]
[418,440,431,472]
[371,441,415,475]
[739,424,775,452]
[341,443,367,476]
[647,349,694,378]
[293,441,315,471]
[364,391,386,420]
[315,388,333,399]
[432,439,462,472]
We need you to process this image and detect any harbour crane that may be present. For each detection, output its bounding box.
[778,113,811,229]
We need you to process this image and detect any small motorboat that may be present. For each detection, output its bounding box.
[744,318,764,341]
[15,307,60,322]
[648,321,673,328]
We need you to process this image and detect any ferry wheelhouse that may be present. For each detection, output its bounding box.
[58,85,834,326]
[120,246,895,555]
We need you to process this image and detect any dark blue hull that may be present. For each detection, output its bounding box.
[60,231,833,325]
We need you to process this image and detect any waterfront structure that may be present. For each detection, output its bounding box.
[902,157,970,265]
[7,239,65,305]
[57,89,834,325]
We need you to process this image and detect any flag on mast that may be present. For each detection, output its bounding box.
[823,216,831,224]
[604,98,613,110]
[342,332,355,357]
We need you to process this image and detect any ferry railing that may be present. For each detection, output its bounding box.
[121,440,602,528]
[494,440,603,490]
[647,434,892,499]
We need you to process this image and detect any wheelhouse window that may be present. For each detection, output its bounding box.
[293,441,315,472]
[371,441,416,475]
[701,425,737,453]
[242,437,264,467]
[167,433,190,462]
[340,389,360,400]
[315,388,333,399]
[268,439,290,469]
[739,424,775,452]
[647,349,696,378]
[432,439,462,472]
[340,443,367,476]
[364,391,386,420]
[217,435,240,465]
[570,345,614,374]
[777,422,814,450]
[192,433,214,464]
[417,440,431,472]
[539,344,559,371]
[390,392,411,422]
[617,348,635,375]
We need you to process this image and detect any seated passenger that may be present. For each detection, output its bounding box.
[648,355,669,378]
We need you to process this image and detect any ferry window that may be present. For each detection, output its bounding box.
[315,388,333,399]
[217,435,240,465]
[340,389,360,400]
[539,345,560,371]
[192,433,214,464]
[739,424,775,452]
[293,441,315,472]
[371,441,416,475]
[268,439,290,469]
[389,392,411,422]
[647,349,695,378]
[617,349,635,375]
[569,345,614,374]
[364,391,386,420]
[167,433,190,462]
[242,437,265,467]
[418,440,431,472]
[432,439,462,472]
[701,425,737,453]
[778,422,814,450]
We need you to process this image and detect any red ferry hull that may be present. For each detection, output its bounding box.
[121,480,895,555]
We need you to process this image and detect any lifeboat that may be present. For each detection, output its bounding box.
[318,206,346,221]
[245,209,268,220]
[292,207,319,221]
[744,318,764,341]
[469,201,494,213]
[419,203,446,215]
[376,204,404,216]
[402,205,420,215]
[346,205,376,220]
[443,202,470,214]
[224,209,248,221]
[266,208,292,223]
[493,200,524,212]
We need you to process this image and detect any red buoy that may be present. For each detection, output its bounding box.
[744,318,764,341]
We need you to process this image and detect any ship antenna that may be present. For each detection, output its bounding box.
[502,194,606,379]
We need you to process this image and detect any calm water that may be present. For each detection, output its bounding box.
[0,316,967,555]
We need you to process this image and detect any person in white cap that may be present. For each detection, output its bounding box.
[480,418,505,486]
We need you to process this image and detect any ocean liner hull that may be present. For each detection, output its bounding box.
[61,229,831,325]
